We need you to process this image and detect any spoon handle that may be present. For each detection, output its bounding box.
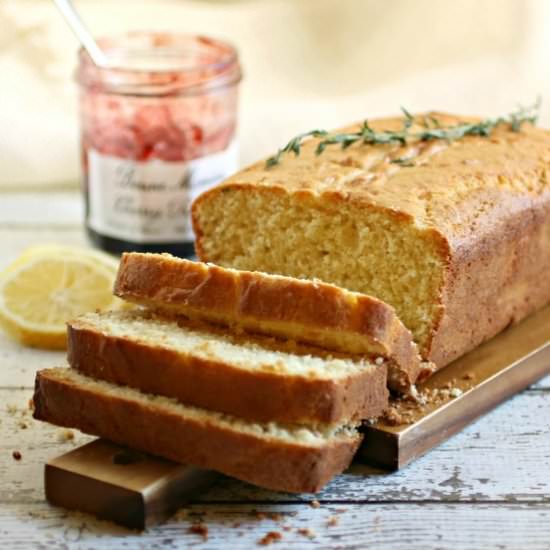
[53,0,108,67]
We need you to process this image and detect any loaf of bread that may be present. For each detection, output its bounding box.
[192,113,550,369]
[114,252,421,390]
[68,310,388,423]
[33,368,361,493]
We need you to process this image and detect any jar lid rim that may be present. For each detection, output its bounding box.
[77,32,242,95]
[79,32,239,74]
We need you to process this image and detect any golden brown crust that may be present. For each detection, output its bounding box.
[114,253,420,390]
[428,196,550,366]
[33,369,360,493]
[67,316,389,424]
[192,114,550,371]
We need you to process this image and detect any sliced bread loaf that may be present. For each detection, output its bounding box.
[191,114,550,370]
[33,368,362,493]
[68,310,388,424]
[114,252,420,390]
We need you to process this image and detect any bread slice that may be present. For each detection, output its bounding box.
[68,310,388,424]
[114,252,420,390]
[33,368,362,493]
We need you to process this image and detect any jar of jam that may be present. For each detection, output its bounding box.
[76,32,242,257]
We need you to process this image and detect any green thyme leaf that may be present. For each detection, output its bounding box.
[390,157,415,167]
[265,129,328,167]
[401,106,414,121]
[265,99,541,168]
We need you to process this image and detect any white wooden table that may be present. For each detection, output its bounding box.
[1,187,549,549]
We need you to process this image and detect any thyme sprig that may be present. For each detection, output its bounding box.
[266,99,541,168]
[265,129,328,168]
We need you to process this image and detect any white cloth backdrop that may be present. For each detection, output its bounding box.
[0,0,549,188]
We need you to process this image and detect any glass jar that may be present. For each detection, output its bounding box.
[76,32,242,257]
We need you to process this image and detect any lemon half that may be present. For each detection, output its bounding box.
[0,245,122,349]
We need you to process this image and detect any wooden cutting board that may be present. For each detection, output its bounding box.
[360,305,550,469]
[45,305,550,528]
[45,440,219,530]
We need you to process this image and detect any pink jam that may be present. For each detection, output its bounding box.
[76,32,241,256]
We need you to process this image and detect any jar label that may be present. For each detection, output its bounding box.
[87,141,238,243]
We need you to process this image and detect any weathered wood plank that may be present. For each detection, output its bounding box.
[0,332,65,387]
[0,191,82,227]
[1,502,550,550]
[2,389,549,506]
[203,389,550,504]
[532,374,550,389]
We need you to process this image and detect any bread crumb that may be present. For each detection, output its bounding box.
[188,523,208,540]
[12,451,22,461]
[57,430,75,442]
[7,404,18,415]
[274,360,287,372]
[309,500,321,509]
[19,421,28,430]
[406,385,427,405]
[450,387,463,398]
[297,528,316,539]
[375,357,385,366]
[28,399,35,411]
[383,407,404,426]
[173,509,189,521]
[258,531,282,545]
[327,516,340,527]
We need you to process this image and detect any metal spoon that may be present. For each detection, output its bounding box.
[53,0,109,67]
